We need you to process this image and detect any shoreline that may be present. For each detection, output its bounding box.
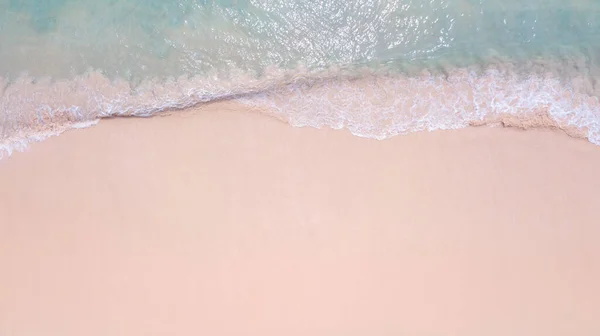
[1,101,600,335]
[2,65,600,158]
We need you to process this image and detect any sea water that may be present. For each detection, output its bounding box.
[1,0,599,156]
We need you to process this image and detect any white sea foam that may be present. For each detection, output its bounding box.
[0,63,599,159]
[237,68,600,142]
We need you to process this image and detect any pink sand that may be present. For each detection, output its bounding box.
[1,102,599,335]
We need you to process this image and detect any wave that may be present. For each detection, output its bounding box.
[237,66,600,141]
[1,59,599,158]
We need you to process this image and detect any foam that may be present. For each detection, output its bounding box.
[0,64,363,158]
[236,68,600,142]
[1,63,599,159]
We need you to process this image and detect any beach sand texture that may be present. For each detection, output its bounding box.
[1,102,599,336]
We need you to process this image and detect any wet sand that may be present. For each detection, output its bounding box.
[1,102,600,336]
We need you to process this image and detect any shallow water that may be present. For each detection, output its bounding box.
[1,0,600,156]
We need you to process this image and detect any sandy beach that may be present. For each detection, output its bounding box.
[1,102,599,335]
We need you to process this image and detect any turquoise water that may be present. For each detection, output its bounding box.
[1,0,600,156]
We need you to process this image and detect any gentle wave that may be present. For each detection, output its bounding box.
[237,67,600,142]
[1,58,599,158]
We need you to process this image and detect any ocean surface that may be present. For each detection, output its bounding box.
[1,0,600,157]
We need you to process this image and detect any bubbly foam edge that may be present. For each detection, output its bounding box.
[1,63,599,159]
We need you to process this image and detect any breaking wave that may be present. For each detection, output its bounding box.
[1,57,599,158]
